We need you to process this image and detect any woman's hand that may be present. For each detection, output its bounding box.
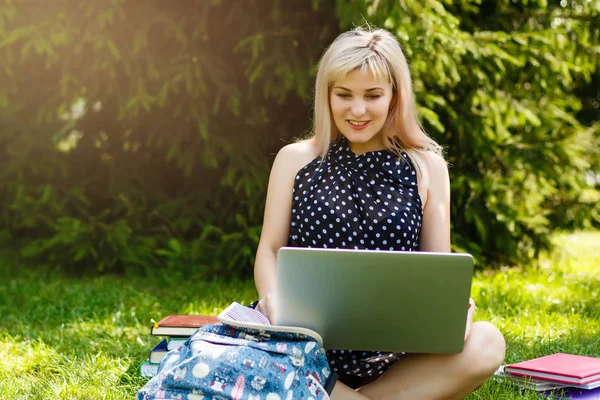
[256,293,277,324]
[464,297,476,340]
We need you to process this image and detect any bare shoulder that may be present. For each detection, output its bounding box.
[409,149,449,184]
[272,140,320,177]
[422,150,449,180]
[277,140,320,161]
[421,150,450,201]
[411,150,449,205]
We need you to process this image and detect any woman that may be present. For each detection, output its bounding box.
[253,27,506,399]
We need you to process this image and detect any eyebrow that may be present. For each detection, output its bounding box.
[333,86,385,92]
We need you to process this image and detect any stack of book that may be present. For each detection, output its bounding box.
[498,353,600,399]
[140,314,219,377]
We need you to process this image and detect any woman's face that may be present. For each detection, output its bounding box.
[330,68,394,154]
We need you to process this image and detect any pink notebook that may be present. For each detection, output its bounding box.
[506,353,600,385]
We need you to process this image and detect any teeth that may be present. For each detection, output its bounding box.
[349,120,369,126]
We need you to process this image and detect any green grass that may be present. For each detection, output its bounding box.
[1,232,599,399]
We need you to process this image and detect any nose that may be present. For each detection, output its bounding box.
[350,99,366,117]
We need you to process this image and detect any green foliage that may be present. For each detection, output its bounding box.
[0,0,597,274]
[21,215,158,273]
[336,0,600,265]
[0,0,338,275]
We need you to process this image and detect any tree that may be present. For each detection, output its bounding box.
[0,0,597,275]
[335,0,600,264]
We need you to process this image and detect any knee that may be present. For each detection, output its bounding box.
[463,321,506,380]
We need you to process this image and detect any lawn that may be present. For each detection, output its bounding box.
[1,232,598,399]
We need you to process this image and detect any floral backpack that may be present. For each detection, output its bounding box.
[137,322,335,400]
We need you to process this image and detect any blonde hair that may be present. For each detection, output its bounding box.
[306,26,444,174]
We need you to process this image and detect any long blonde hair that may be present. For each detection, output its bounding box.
[307,26,444,174]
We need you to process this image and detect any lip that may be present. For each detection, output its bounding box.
[346,120,371,131]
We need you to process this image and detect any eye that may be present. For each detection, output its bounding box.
[367,94,382,100]
[336,93,351,99]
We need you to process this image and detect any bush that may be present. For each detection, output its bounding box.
[335,0,600,265]
[0,0,597,274]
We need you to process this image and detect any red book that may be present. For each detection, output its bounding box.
[506,353,600,385]
[151,314,219,336]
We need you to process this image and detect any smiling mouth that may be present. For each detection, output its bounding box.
[348,120,370,127]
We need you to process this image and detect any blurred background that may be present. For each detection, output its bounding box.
[0,0,598,278]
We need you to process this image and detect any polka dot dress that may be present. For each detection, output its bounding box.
[288,137,423,389]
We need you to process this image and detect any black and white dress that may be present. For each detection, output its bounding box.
[288,137,423,389]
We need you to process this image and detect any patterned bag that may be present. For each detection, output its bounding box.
[137,323,334,400]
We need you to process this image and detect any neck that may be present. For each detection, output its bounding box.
[348,137,385,155]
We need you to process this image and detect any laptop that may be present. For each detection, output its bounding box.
[274,247,473,354]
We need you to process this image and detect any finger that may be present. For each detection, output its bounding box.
[468,298,476,309]
[464,306,475,340]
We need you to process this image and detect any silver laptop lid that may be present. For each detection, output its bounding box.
[275,247,473,354]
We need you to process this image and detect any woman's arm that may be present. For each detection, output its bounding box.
[417,154,475,338]
[254,142,318,321]
[418,152,451,253]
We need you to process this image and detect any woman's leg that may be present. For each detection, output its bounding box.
[331,382,371,399]
[333,321,506,400]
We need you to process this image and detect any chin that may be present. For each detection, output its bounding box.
[342,132,378,143]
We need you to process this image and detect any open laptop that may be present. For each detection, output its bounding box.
[274,247,473,354]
